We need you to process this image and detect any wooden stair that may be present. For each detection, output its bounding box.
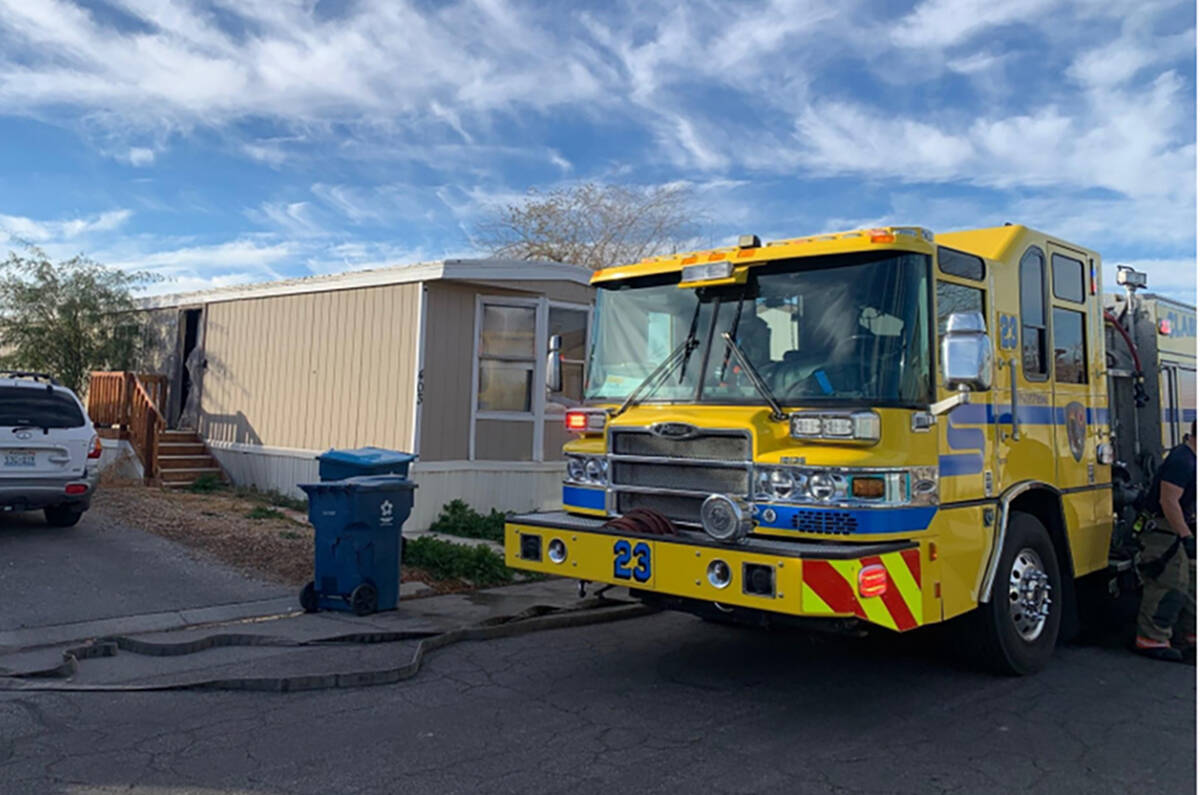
[156,430,226,487]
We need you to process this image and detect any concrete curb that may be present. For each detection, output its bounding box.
[0,595,301,654]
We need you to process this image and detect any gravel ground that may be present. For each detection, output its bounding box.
[89,484,460,594]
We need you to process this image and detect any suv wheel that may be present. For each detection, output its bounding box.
[44,505,84,527]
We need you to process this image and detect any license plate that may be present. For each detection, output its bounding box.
[3,450,35,467]
[612,538,652,583]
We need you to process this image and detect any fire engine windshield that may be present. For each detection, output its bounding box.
[585,252,932,407]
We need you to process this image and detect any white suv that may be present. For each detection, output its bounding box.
[0,372,101,526]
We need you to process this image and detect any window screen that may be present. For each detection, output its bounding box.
[477,303,536,413]
[1019,247,1047,379]
[0,387,85,428]
[1052,308,1087,383]
[937,247,985,281]
[1052,253,1085,303]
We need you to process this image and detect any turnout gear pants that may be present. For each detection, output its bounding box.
[1137,528,1196,646]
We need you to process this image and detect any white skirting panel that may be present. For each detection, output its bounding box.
[206,441,564,531]
[98,438,144,480]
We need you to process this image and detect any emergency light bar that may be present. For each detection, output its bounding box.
[565,409,607,433]
[681,261,734,283]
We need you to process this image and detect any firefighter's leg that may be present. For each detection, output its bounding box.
[1175,538,1196,650]
[1136,532,1188,654]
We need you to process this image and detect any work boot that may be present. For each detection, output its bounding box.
[1135,636,1185,662]
[1173,633,1197,664]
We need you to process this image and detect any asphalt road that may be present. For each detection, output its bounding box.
[0,505,286,632]
[0,509,1194,794]
[1,612,1194,793]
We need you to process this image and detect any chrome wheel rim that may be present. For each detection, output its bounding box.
[1008,547,1052,641]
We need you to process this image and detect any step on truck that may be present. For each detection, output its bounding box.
[503,224,1197,674]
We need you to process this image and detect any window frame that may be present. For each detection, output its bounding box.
[1018,245,1049,382]
[544,300,592,416]
[469,294,592,462]
[474,298,539,419]
[1051,252,1086,304]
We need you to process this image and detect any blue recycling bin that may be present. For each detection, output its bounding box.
[317,446,417,481]
[298,474,416,615]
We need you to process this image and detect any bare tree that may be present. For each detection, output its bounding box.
[473,182,701,270]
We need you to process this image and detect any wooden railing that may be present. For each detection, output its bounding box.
[87,371,132,427]
[87,371,168,484]
[128,377,164,482]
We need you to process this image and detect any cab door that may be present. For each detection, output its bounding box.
[1047,244,1107,574]
[993,245,1056,495]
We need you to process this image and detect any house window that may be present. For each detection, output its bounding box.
[1053,307,1087,384]
[549,305,588,403]
[1019,247,1048,380]
[477,303,536,413]
[1052,253,1085,303]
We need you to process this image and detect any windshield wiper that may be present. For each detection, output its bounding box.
[719,331,787,421]
[609,298,705,419]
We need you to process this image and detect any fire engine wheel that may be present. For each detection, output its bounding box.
[971,511,1063,676]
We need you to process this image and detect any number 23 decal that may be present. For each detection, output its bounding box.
[613,539,651,582]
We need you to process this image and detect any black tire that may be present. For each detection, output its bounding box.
[44,505,84,528]
[300,581,319,613]
[350,582,378,616]
[967,511,1063,675]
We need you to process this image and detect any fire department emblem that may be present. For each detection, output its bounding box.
[1065,401,1086,462]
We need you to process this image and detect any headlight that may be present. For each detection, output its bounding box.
[752,466,924,505]
[585,457,607,482]
[567,457,586,482]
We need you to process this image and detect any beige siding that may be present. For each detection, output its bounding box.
[475,419,534,461]
[418,282,475,461]
[200,282,421,451]
[543,418,572,461]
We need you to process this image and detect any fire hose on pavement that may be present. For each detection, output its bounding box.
[0,596,655,694]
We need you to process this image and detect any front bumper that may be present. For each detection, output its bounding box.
[0,471,97,512]
[506,511,929,632]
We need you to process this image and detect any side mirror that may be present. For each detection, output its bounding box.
[546,334,563,393]
[941,312,992,391]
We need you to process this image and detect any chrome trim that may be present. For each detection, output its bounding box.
[978,480,1062,603]
[609,453,753,470]
[610,484,727,499]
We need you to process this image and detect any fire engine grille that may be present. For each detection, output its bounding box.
[611,431,749,461]
[616,492,706,525]
[610,461,750,494]
[608,428,751,526]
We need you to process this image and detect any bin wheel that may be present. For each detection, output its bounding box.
[300,582,319,613]
[351,583,378,616]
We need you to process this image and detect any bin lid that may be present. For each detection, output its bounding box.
[299,474,417,494]
[317,446,417,467]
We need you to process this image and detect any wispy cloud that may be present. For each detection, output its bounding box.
[0,209,132,244]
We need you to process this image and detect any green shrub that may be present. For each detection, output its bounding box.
[187,473,226,493]
[429,499,507,542]
[245,506,284,520]
[404,536,514,587]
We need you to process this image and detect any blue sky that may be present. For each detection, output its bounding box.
[0,0,1194,301]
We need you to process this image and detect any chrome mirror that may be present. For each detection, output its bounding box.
[941,312,992,392]
[546,334,563,393]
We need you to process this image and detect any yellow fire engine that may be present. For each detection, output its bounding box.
[504,224,1197,674]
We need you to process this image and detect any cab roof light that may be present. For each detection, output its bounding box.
[858,564,888,598]
[737,234,761,249]
[681,261,734,283]
[868,229,896,244]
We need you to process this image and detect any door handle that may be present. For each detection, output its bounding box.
[1002,358,1020,441]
